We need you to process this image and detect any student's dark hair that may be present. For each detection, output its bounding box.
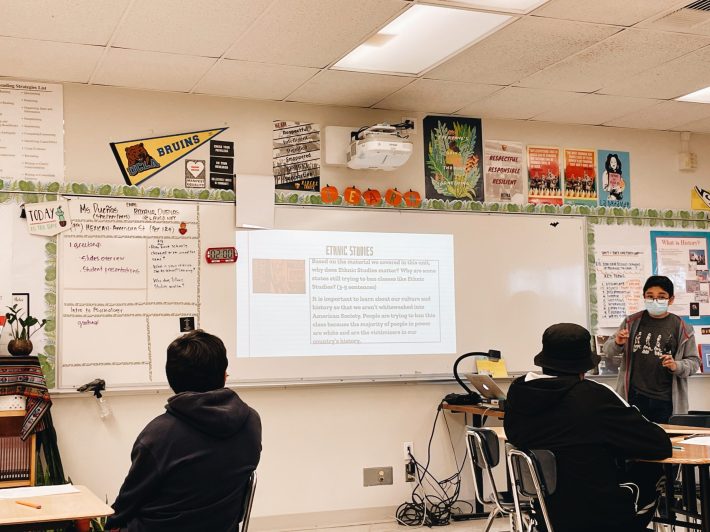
[643,275,674,298]
[604,153,622,174]
[166,330,228,393]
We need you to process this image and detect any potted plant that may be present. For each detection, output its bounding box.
[4,304,47,356]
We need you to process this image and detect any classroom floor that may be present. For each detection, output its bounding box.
[273,517,510,532]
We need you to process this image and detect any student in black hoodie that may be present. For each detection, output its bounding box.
[504,323,671,532]
[106,330,262,532]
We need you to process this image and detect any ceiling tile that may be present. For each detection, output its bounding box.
[531,0,682,26]
[0,37,103,83]
[603,100,710,130]
[425,16,619,85]
[517,29,710,92]
[92,48,216,92]
[0,0,129,45]
[672,115,710,134]
[286,70,413,107]
[226,0,407,68]
[532,94,661,125]
[373,79,502,113]
[194,60,318,101]
[599,46,710,100]
[456,86,581,120]
[112,0,271,57]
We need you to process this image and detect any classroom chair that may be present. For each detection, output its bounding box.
[239,470,257,532]
[507,446,557,532]
[669,414,710,428]
[0,397,36,488]
[465,427,521,532]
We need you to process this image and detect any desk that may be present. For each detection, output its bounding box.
[441,403,505,419]
[0,485,112,530]
[661,424,710,436]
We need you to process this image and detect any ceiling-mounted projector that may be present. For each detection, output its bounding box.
[346,124,413,171]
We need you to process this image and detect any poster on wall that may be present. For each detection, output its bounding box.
[526,145,562,205]
[272,121,321,192]
[0,80,64,182]
[651,230,710,323]
[483,140,524,203]
[423,115,483,201]
[594,247,649,328]
[598,150,630,208]
[110,128,228,186]
[563,148,597,206]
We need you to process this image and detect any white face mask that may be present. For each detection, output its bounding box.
[645,298,669,316]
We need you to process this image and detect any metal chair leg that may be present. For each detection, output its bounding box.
[483,508,500,532]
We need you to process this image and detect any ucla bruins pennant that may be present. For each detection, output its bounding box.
[110,128,228,185]
[692,186,710,211]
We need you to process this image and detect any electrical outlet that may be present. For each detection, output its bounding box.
[363,466,393,486]
[403,441,414,461]
[401,117,417,134]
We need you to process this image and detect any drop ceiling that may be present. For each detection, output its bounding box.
[4,0,710,131]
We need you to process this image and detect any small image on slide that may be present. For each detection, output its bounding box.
[252,259,306,294]
[690,249,706,266]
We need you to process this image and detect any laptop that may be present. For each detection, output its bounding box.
[465,374,507,402]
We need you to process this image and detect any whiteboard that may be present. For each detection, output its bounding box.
[231,206,588,381]
[57,198,236,389]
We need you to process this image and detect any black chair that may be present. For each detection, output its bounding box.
[465,427,520,532]
[669,415,710,428]
[688,410,710,415]
[239,470,257,532]
[507,446,557,532]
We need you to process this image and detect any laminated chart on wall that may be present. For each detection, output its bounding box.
[58,199,202,388]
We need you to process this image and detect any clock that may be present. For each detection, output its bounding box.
[205,247,238,264]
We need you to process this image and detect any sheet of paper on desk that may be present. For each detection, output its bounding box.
[679,436,710,446]
[0,484,79,499]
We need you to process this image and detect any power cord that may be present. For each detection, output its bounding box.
[396,409,473,526]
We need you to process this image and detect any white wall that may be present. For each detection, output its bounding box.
[48,84,710,528]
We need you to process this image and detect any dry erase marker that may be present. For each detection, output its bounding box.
[15,500,41,509]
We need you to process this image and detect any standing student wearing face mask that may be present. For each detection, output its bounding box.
[603,275,699,423]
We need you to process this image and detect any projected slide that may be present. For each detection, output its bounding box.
[236,230,455,357]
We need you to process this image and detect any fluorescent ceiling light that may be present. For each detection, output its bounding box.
[443,0,550,14]
[333,4,512,76]
[677,86,710,104]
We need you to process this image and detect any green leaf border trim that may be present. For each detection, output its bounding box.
[0,180,234,387]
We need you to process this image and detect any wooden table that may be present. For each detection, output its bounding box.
[441,402,505,419]
[0,485,113,530]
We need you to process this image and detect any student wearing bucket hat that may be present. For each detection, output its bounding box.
[505,323,671,532]
[603,275,699,423]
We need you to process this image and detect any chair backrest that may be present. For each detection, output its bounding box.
[0,410,36,488]
[465,427,505,510]
[239,470,257,532]
[669,414,710,428]
[507,446,557,532]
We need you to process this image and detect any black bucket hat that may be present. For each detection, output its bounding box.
[533,323,600,374]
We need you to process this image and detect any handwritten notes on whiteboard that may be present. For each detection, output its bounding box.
[59,199,201,387]
[594,247,648,327]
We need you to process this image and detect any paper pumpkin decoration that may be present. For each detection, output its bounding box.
[363,188,382,206]
[344,185,362,205]
[320,184,338,203]
[403,189,422,208]
[384,187,403,207]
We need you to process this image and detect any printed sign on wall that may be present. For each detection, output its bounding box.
[110,128,227,186]
[273,121,320,192]
[483,140,524,203]
[563,148,597,206]
[24,199,72,236]
[598,150,630,208]
[424,115,483,201]
[527,145,562,205]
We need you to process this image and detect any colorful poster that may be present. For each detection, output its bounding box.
[598,150,630,208]
[0,80,64,182]
[594,247,649,327]
[526,145,562,205]
[110,128,228,186]
[424,115,483,201]
[273,120,320,192]
[563,148,597,206]
[483,140,524,203]
[651,231,710,324]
